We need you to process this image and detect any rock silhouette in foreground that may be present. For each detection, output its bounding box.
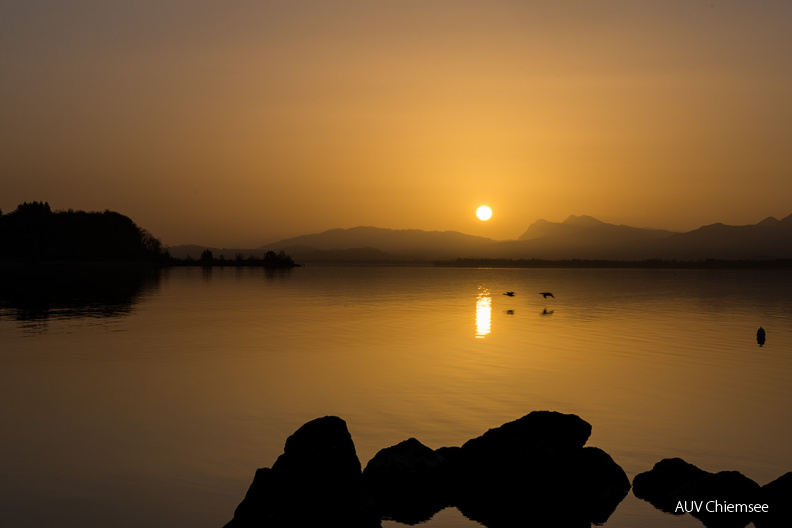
[361,437,451,524]
[756,472,792,527]
[633,457,791,528]
[224,416,380,528]
[225,411,631,527]
[364,410,630,527]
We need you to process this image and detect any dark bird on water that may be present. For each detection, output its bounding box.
[504,292,516,296]
[540,292,554,298]
[757,327,766,347]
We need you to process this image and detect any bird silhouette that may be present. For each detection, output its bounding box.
[539,292,554,298]
[757,327,766,347]
[503,292,516,296]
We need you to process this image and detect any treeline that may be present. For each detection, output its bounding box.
[171,248,298,268]
[435,257,792,269]
[0,201,166,262]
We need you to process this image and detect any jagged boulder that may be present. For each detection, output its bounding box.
[567,447,635,524]
[754,472,792,528]
[362,411,629,527]
[224,416,380,528]
[446,410,594,498]
[226,411,631,527]
[459,410,592,458]
[453,444,630,527]
[450,412,628,526]
[362,437,451,523]
[634,458,763,528]
[633,457,712,511]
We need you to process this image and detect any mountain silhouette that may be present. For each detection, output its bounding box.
[518,215,674,241]
[168,214,792,263]
[503,215,677,260]
[518,215,605,239]
[261,226,498,261]
[652,214,792,260]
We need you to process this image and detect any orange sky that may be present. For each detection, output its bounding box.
[2,1,792,247]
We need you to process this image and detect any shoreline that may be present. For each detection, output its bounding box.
[3,257,792,271]
[433,258,792,269]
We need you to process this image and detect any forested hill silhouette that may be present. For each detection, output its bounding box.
[259,226,497,262]
[0,202,166,262]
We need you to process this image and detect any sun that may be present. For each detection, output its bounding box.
[476,205,492,221]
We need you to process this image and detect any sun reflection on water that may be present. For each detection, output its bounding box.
[475,286,491,338]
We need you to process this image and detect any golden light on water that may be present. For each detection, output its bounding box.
[475,286,492,338]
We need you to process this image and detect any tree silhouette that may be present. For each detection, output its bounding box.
[0,203,166,262]
[13,201,52,215]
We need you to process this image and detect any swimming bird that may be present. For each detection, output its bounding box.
[539,292,554,298]
[757,327,766,347]
[503,292,516,297]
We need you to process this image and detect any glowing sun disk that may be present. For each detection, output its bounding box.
[476,206,492,221]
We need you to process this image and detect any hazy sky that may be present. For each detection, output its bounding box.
[3,1,792,247]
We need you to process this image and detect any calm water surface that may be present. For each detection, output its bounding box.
[2,266,791,527]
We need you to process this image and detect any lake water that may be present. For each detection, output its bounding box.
[2,266,791,527]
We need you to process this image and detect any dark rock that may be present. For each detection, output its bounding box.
[452,411,602,493]
[685,472,761,527]
[225,467,276,526]
[633,457,712,512]
[447,411,594,496]
[634,458,762,528]
[761,470,792,502]
[459,410,592,459]
[452,444,629,527]
[225,411,630,528]
[272,415,363,485]
[449,411,627,526]
[434,445,462,465]
[362,437,450,524]
[568,447,632,524]
[363,438,447,486]
[755,472,792,527]
[224,416,380,528]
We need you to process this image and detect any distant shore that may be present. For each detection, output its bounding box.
[0,258,301,271]
[4,258,792,271]
[170,259,301,269]
[433,258,792,269]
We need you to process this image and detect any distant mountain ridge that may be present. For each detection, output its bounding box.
[654,214,792,260]
[498,214,792,260]
[518,215,675,241]
[260,226,498,261]
[168,214,792,262]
